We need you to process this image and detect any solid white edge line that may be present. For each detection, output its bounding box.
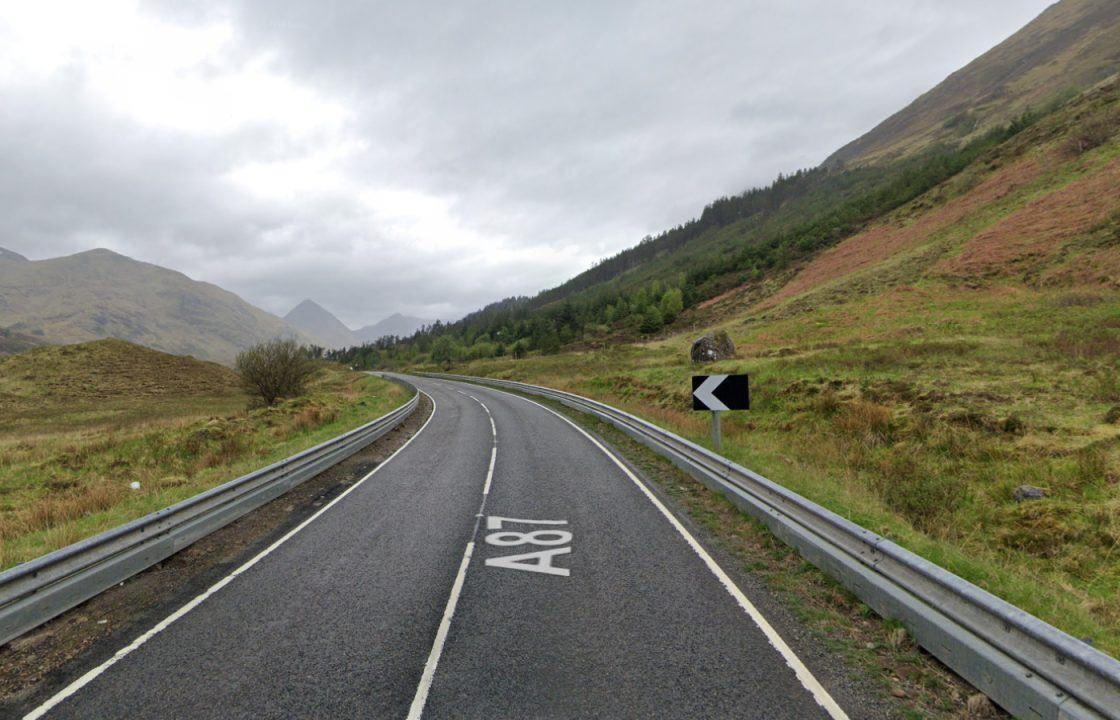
[406,390,497,720]
[478,386,850,720]
[24,392,438,720]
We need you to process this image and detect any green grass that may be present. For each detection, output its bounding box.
[0,346,408,570]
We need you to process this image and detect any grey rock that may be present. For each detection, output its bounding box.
[1013,485,1047,502]
[691,331,736,364]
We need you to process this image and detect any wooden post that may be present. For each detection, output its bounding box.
[711,410,722,452]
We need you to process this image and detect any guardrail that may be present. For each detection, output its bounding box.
[0,378,420,647]
[422,372,1120,720]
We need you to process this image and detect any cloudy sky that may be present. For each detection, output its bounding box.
[0,0,1053,326]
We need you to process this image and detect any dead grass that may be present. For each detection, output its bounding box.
[764,155,1047,306]
[937,157,1120,277]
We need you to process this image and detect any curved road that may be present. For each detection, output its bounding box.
[26,375,852,719]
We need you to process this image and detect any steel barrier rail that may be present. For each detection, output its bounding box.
[421,372,1120,720]
[0,378,420,647]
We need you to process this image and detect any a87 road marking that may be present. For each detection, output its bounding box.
[484,516,572,577]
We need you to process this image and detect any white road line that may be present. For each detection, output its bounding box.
[481,386,850,720]
[406,391,497,720]
[24,393,438,720]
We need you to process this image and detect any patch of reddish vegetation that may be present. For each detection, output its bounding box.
[697,284,744,310]
[1040,245,1120,289]
[936,157,1120,278]
[758,156,1046,309]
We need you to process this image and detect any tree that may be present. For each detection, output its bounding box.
[659,288,683,324]
[511,339,529,359]
[639,306,664,334]
[235,339,316,406]
[430,335,456,369]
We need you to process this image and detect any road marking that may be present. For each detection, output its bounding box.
[484,516,572,577]
[23,393,438,720]
[406,391,496,720]
[484,387,850,720]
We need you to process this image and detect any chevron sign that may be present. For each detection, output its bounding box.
[691,374,750,411]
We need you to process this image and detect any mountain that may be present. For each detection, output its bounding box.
[826,0,1120,167]
[0,248,307,364]
[354,313,431,343]
[283,299,358,349]
[0,247,28,263]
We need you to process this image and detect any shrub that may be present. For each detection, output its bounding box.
[235,339,316,406]
[1063,112,1120,156]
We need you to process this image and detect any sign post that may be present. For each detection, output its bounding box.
[692,374,749,452]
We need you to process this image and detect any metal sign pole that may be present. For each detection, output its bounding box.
[711,410,722,452]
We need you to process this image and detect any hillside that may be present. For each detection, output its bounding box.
[826,0,1120,167]
[0,338,241,412]
[355,313,432,342]
[330,1,1120,369]
[0,248,307,364]
[284,299,358,349]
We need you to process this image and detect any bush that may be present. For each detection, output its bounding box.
[1063,112,1120,156]
[235,339,316,406]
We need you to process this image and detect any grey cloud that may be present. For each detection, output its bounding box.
[1,0,1053,326]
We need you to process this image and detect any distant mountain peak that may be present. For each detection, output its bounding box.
[0,247,28,262]
[283,299,357,349]
[354,313,432,343]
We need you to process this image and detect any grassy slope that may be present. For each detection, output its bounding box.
[422,85,1120,655]
[826,0,1120,166]
[0,340,408,569]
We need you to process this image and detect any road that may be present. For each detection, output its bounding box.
[25,375,853,719]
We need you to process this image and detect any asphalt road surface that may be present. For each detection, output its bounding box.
[25,375,854,719]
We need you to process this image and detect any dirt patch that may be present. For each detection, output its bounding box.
[936,157,1120,278]
[763,156,1046,307]
[0,393,432,715]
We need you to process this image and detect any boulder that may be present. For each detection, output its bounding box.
[691,331,735,364]
[1013,485,1047,502]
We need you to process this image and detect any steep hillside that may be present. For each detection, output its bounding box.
[284,299,357,349]
[826,0,1120,167]
[355,313,432,342]
[0,249,307,364]
[337,1,1119,369]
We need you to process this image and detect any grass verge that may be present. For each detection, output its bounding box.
[0,364,408,570]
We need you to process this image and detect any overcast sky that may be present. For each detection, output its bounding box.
[0,0,1054,327]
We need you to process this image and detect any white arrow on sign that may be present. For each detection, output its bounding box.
[693,374,730,412]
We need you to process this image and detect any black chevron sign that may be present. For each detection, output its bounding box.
[692,374,750,411]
